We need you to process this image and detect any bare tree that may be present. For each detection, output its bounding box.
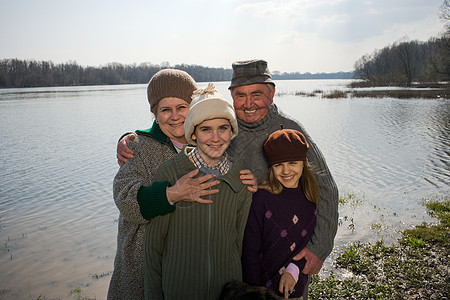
[440,0,450,35]
[353,54,374,80]
[429,35,450,79]
[394,39,415,87]
[440,0,450,21]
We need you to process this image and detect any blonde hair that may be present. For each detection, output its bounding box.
[258,159,320,205]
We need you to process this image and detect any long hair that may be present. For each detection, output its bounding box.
[259,159,320,205]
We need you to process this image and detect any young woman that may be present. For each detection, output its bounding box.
[144,84,252,300]
[242,127,320,300]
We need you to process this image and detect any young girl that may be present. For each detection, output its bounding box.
[242,127,320,300]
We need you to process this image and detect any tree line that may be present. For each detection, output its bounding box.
[353,1,450,87]
[353,35,449,87]
[0,60,233,88]
[0,58,356,89]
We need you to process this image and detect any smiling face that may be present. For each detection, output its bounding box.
[191,118,232,167]
[155,97,190,144]
[272,161,304,189]
[231,83,275,124]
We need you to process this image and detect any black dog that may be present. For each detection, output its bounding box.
[219,281,282,300]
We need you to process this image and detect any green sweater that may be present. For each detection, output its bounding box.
[143,147,252,300]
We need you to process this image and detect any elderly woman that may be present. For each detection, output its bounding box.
[108,70,256,300]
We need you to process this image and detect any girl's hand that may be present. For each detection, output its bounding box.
[279,272,296,300]
[239,169,258,193]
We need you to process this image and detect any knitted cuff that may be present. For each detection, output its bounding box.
[137,181,175,220]
[285,263,300,282]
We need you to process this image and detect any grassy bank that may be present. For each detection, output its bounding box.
[347,89,450,99]
[309,196,449,299]
[321,88,450,99]
[276,84,450,99]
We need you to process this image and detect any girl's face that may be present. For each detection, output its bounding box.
[192,118,232,166]
[272,161,304,189]
[155,97,190,144]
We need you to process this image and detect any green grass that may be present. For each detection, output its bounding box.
[309,196,450,299]
[92,272,111,279]
[338,193,363,207]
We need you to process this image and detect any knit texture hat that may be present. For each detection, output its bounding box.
[147,69,197,114]
[185,83,238,145]
[228,59,275,89]
[263,127,309,166]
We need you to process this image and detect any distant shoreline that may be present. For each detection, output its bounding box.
[347,88,450,99]
[0,58,354,89]
[275,82,450,99]
[346,81,450,99]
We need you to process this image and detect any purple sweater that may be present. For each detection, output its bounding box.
[242,186,317,298]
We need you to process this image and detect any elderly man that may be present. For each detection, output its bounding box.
[225,60,338,281]
[117,59,338,298]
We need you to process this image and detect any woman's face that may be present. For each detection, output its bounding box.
[191,118,232,166]
[155,97,190,144]
[272,161,304,189]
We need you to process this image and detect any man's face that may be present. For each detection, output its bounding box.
[231,83,274,124]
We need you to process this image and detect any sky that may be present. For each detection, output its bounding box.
[0,0,447,73]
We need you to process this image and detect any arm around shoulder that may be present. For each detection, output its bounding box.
[305,140,339,261]
[113,136,175,223]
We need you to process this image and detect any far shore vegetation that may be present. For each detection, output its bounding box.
[0,58,354,89]
[349,0,449,92]
[276,82,450,99]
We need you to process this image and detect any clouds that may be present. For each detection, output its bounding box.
[235,0,442,43]
[226,0,445,72]
[0,0,446,73]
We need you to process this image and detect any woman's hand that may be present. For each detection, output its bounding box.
[279,272,296,300]
[166,169,220,204]
[117,133,136,166]
[240,169,258,193]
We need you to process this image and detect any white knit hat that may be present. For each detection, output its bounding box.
[184,83,238,145]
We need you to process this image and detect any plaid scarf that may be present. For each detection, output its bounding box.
[187,147,230,176]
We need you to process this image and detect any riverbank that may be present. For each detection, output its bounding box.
[277,87,450,99]
[343,81,450,99]
[274,81,450,99]
[323,86,449,99]
[309,196,449,299]
[347,88,450,99]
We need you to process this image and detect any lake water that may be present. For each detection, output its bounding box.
[0,80,448,299]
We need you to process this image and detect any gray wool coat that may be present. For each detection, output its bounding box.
[108,122,176,300]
